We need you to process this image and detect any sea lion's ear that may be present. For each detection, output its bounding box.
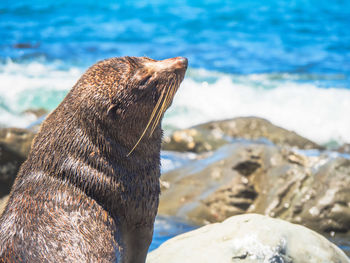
[107,104,119,118]
[139,75,151,87]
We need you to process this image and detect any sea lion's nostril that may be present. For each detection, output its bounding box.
[175,57,188,68]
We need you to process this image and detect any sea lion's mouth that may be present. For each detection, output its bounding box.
[127,57,188,156]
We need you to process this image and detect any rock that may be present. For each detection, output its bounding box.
[0,128,36,158]
[0,195,9,216]
[158,143,274,224]
[162,117,322,153]
[0,128,35,197]
[13,42,40,49]
[23,108,48,132]
[163,127,228,153]
[158,142,350,234]
[23,108,48,119]
[338,144,350,154]
[0,143,25,197]
[147,214,350,263]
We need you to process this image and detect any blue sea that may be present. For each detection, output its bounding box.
[1,0,350,253]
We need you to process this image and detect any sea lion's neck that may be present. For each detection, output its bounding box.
[23,106,161,223]
[80,117,162,218]
[83,124,162,225]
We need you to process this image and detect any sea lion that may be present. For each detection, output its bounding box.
[0,56,188,262]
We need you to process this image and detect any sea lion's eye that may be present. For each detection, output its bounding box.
[107,103,121,119]
[139,75,151,86]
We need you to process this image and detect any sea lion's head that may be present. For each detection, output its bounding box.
[106,56,187,115]
[72,56,188,155]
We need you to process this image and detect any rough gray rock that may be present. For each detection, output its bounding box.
[0,195,9,216]
[162,117,322,153]
[0,128,36,157]
[0,128,35,197]
[147,214,349,263]
[0,143,25,197]
[158,142,350,234]
[338,144,350,154]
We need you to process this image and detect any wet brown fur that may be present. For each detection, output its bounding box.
[0,56,187,262]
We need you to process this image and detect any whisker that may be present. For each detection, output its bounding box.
[127,90,165,157]
[149,95,167,135]
[149,82,174,135]
[127,78,179,156]
[166,81,176,108]
[149,83,171,133]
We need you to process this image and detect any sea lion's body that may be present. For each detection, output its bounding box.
[0,56,187,262]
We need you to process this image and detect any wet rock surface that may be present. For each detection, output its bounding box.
[338,144,350,154]
[23,108,48,132]
[0,143,25,198]
[0,128,36,158]
[147,214,350,263]
[0,128,35,197]
[162,117,322,153]
[0,195,9,216]
[158,142,350,234]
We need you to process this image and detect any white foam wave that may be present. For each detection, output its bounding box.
[164,69,350,145]
[0,60,82,127]
[0,61,349,145]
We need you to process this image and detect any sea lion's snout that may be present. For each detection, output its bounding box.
[165,57,188,69]
[144,57,188,73]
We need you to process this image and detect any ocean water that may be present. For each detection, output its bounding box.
[1,0,350,254]
[150,215,196,251]
[1,0,350,145]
